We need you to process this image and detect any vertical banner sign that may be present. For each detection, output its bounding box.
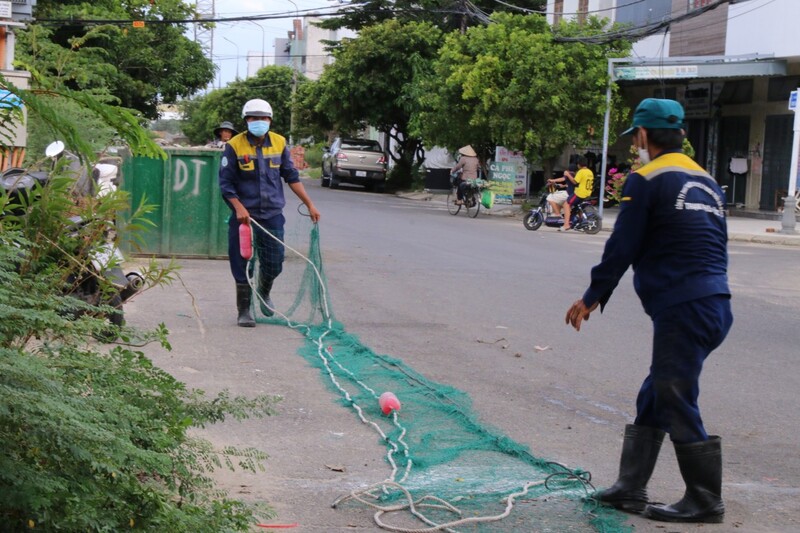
[488,162,516,204]
[495,146,528,195]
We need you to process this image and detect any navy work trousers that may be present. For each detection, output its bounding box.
[634,294,733,444]
[228,213,285,285]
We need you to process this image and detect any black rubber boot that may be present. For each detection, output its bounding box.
[593,424,666,513]
[258,278,275,317]
[236,283,255,327]
[645,436,724,523]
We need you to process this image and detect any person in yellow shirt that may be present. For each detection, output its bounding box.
[562,156,594,231]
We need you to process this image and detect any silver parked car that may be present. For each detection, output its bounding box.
[321,137,387,192]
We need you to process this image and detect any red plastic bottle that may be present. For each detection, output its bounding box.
[239,223,252,260]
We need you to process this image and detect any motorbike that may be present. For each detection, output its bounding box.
[523,186,602,234]
[0,141,143,339]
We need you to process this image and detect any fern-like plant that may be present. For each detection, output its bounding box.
[1,77,280,531]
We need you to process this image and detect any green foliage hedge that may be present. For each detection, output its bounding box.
[0,177,279,531]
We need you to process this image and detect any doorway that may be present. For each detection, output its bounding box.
[686,118,708,173]
[717,116,750,206]
[761,114,793,210]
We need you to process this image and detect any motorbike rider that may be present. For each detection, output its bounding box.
[546,163,577,219]
[561,156,593,231]
[218,98,321,327]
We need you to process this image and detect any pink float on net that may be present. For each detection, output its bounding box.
[379,392,401,415]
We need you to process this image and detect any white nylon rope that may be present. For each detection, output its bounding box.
[247,219,331,322]
[335,480,548,533]
[246,219,412,485]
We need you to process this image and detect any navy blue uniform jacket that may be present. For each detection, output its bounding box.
[583,150,730,317]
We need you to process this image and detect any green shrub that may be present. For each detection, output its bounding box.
[303,142,325,168]
[0,177,278,531]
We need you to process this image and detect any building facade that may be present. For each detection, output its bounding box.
[548,0,800,211]
[286,17,355,82]
[1,0,37,169]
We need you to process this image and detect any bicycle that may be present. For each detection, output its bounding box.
[447,177,485,218]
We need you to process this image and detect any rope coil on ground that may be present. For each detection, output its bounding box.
[333,479,562,532]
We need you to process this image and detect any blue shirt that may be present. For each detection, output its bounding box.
[219,131,299,220]
[582,150,730,317]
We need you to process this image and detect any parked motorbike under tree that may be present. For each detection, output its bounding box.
[0,141,143,341]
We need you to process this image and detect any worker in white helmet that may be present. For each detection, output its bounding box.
[219,98,321,327]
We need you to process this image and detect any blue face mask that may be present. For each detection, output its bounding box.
[247,120,270,137]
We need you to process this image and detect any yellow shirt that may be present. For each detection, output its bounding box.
[574,167,594,198]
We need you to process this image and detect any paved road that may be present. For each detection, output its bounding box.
[128,181,800,532]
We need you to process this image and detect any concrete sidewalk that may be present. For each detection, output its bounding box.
[398,191,800,247]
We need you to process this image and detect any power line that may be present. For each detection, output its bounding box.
[552,0,732,44]
[33,4,375,26]
[668,0,778,45]
[492,0,649,16]
[34,4,493,27]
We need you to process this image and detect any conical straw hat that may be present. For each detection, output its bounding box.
[458,145,477,157]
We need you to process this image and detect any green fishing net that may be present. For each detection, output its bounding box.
[245,214,630,533]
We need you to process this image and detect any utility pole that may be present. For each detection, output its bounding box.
[288,12,300,146]
[290,68,297,146]
[780,88,799,234]
[194,0,215,91]
[223,36,240,80]
[247,20,265,70]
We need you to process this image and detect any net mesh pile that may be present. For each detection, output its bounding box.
[246,215,630,533]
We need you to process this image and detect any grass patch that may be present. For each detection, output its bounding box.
[303,167,322,180]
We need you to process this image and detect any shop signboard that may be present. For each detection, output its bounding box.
[495,146,528,195]
[488,161,516,204]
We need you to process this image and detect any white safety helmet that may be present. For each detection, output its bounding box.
[241,98,273,119]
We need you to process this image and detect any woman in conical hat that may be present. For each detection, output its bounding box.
[451,145,480,204]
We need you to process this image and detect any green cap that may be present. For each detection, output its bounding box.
[621,98,685,135]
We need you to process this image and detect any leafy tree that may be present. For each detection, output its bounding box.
[16,0,215,119]
[425,13,631,179]
[408,26,499,164]
[181,66,298,145]
[315,19,444,188]
[6,81,164,162]
[292,79,335,144]
[24,95,119,163]
[318,0,546,33]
